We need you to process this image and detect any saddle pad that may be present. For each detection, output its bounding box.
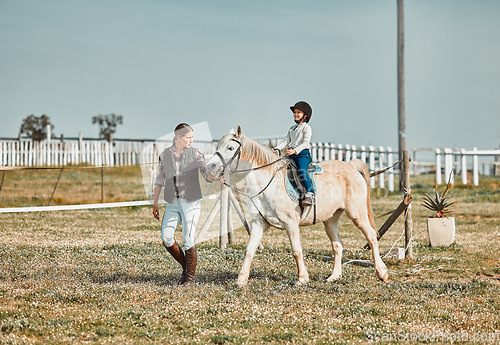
[285,164,323,204]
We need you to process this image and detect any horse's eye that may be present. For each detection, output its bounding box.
[228,147,234,151]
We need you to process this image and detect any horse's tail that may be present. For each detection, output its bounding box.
[348,159,376,229]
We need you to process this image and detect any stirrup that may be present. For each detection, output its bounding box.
[301,193,315,207]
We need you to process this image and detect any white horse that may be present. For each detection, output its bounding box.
[206,125,388,287]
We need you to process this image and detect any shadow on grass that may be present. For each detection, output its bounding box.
[88,270,240,286]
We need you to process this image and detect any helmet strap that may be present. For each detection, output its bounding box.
[294,114,306,124]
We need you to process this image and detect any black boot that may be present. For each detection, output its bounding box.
[164,242,187,284]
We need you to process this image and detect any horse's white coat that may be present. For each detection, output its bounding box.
[206,126,388,287]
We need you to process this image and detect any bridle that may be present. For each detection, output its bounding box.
[212,135,292,227]
[214,137,243,176]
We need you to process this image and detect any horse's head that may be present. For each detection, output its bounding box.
[206,125,244,179]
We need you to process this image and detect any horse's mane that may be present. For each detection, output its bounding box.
[239,135,280,169]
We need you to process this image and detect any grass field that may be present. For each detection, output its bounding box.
[0,167,499,344]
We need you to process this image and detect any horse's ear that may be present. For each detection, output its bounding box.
[229,128,236,135]
[236,125,242,139]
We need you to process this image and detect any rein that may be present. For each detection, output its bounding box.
[222,163,287,229]
[370,159,403,177]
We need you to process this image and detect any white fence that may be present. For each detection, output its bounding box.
[310,142,397,191]
[0,139,216,167]
[1,139,498,190]
[435,148,500,186]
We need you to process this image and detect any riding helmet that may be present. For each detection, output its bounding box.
[290,101,312,123]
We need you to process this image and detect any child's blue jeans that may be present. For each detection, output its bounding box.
[289,149,314,194]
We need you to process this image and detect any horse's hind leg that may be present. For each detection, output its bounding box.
[346,210,388,282]
[236,220,268,288]
[323,209,344,282]
[285,223,309,286]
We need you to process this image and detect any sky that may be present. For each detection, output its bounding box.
[1,0,499,150]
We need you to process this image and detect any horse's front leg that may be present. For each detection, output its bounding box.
[285,223,309,286]
[236,221,266,288]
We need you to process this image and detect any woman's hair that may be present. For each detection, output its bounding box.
[173,123,193,143]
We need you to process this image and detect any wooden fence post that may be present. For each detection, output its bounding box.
[403,150,414,260]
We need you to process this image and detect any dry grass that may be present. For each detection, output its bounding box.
[0,171,499,344]
[0,166,145,207]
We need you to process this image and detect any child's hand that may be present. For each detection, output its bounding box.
[286,148,297,155]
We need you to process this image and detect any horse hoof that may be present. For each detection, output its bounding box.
[326,274,342,282]
[234,283,247,293]
[379,272,389,283]
[295,278,309,287]
[236,279,247,289]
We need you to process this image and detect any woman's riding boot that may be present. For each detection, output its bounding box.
[164,242,187,284]
[181,247,197,286]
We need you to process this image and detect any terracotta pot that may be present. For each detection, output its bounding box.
[427,217,455,247]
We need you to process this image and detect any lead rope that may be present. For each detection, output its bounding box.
[370,159,403,177]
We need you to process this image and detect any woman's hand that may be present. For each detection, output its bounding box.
[153,204,160,220]
[286,148,297,155]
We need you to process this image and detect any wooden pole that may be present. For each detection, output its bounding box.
[227,197,234,245]
[363,192,412,250]
[228,190,251,236]
[79,132,83,164]
[195,194,221,244]
[403,150,414,259]
[228,189,264,250]
[101,166,104,203]
[219,173,229,249]
[397,0,406,191]
[0,170,5,194]
[48,167,65,206]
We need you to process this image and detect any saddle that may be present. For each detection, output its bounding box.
[285,163,323,205]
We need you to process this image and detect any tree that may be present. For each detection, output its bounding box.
[92,114,123,142]
[19,114,54,141]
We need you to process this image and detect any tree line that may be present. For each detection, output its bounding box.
[18,114,123,142]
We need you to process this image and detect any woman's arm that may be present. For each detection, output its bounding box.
[152,184,162,220]
[153,153,166,220]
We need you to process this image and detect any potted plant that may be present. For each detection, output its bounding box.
[422,179,456,247]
